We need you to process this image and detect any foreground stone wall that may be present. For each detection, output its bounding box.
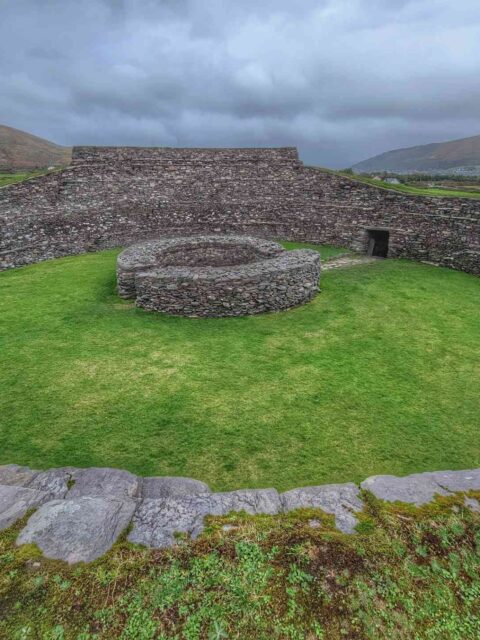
[1,463,479,563]
[0,146,478,274]
[117,236,320,317]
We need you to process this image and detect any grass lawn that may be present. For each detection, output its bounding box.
[0,244,479,491]
[280,241,348,260]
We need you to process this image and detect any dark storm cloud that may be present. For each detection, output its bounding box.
[1,0,479,166]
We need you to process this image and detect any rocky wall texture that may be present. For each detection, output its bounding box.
[1,463,479,563]
[117,235,284,298]
[117,236,320,317]
[0,146,478,274]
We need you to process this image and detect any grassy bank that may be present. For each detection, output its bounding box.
[0,170,53,188]
[1,493,479,638]
[1,245,479,490]
[335,170,480,199]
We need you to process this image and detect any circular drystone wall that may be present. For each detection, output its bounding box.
[117,235,321,317]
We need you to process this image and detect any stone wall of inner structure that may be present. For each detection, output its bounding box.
[0,146,479,274]
[117,236,320,317]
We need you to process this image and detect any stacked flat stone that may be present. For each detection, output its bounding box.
[0,146,478,275]
[117,235,321,317]
[1,463,480,564]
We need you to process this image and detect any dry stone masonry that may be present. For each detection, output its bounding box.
[117,235,320,316]
[1,463,480,563]
[0,146,478,275]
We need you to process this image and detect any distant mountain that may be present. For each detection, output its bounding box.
[0,125,72,172]
[352,134,480,174]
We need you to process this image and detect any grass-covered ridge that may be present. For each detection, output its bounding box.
[1,494,480,638]
[0,245,479,490]
[331,169,480,199]
[0,170,53,188]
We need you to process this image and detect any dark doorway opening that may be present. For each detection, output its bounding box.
[366,229,389,258]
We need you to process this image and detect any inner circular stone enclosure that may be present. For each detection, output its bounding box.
[117,235,321,317]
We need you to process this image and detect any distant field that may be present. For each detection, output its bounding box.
[340,171,480,199]
[406,180,480,194]
[0,170,52,188]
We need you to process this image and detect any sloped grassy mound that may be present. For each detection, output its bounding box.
[0,244,479,490]
[1,494,480,638]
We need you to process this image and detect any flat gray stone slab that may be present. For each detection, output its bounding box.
[0,485,50,530]
[210,489,281,516]
[66,468,140,501]
[361,472,450,505]
[465,497,480,512]
[28,469,72,499]
[0,464,38,487]
[128,495,212,548]
[142,476,211,499]
[281,483,363,533]
[432,469,480,493]
[129,489,281,548]
[3,464,480,562]
[0,465,73,500]
[17,497,136,564]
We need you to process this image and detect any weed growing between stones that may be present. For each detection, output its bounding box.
[1,494,480,639]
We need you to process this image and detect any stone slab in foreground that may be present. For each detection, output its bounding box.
[281,483,363,533]
[0,485,51,530]
[17,497,136,564]
[66,467,140,500]
[0,464,39,488]
[0,463,479,563]
[142,476,211,499]
[0,464,71,499]
[361,469,480,505]
[128,489,281,548]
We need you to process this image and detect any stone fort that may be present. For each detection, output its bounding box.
[0,146,478,275]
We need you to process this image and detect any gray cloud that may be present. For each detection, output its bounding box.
[1,0,479,167]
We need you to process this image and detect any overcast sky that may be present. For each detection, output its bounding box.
[1,0,479,167]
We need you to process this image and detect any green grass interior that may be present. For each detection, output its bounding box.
[1,244,479,491]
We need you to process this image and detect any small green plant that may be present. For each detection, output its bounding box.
[1,497,479,638]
